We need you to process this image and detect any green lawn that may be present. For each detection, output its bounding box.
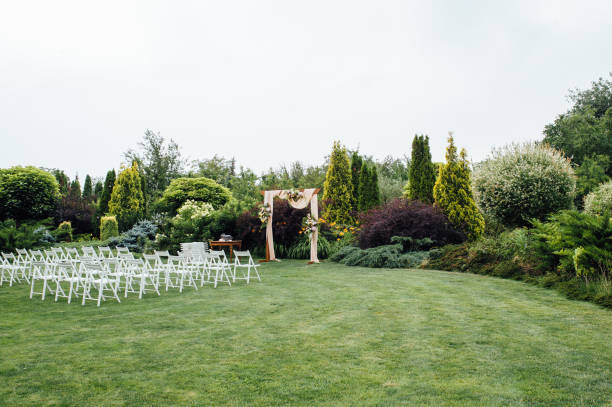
[1,261,612,406]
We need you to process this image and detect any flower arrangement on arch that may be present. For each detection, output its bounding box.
[300,214,321,238]
[286,188,303,202]
[258,203,272,228]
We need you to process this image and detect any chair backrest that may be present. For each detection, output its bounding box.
[65,247,79,260]
[44,249,59,262]
[29,249,44,261]
[16,248,30,261]
[2,252,16,262]
[116,246,130,255]
[98,246,113,258]
[82,246,97,258]
[52,247,66,259]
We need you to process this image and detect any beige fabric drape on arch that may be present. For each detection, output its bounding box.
[263,188,319,263]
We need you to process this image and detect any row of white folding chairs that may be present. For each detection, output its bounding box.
[29,258,160,306]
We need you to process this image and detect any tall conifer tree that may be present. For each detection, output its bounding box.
[82,175,93,201]
[99,169,116,215]
[433,134,484,240]
[322,141,354,224]
[350,152,363,211]
[407,135,436,203]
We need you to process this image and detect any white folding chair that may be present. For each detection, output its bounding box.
[78,262,121,306]
[29,261,55,300]
[208,250,232,288]
[98,246,113,259]
[1,252,26,284]
[232,250,261,283]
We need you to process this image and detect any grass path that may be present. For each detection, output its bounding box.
[1,261,612,406]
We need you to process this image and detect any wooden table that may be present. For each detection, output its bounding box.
[209,240,242,259]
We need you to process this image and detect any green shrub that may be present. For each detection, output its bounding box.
[399,251,430,268]
[156,177,231,215]
[55,221,73,242]
[169,200,215,243]
[342,244,402,268]
[532,210,612,282]
[286,234,332,259]
[390,236,434,252]
[0,166,59,222]
[473,143,575,227]
[329,246,361,263]
[584,180,612,216]
[407,134,436,203]
[0,219,53,251]
[100,216,119,240]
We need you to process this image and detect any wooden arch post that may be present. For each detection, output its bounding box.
[260,188,320,263]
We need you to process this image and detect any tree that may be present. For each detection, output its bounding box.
[407,135,436,203]
[69,176,81,200]
[52,170,70,196]
[543,73,612,175]
[0,166,59,222]
[108,162,145,231]
[156,177,232,215]
[124,129,185,211]
[575,155,610,207]
[433,135,484,240]
[82,175,93,201]
[322,141,354,224]
[358,163,371,211]
[195,155,236,187]
[350,152,363,210]
[99,170,116,215]
[93,181,103,200]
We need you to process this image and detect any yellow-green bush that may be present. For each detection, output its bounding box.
[55,221,73,242]
[584,180,612,216]
[433,135,484,240]
[100,216,119,241]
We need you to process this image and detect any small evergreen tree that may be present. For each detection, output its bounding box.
[350,152,363,210]
[407,135,436,203]
[69,176,81,200]
[93,181,103,200]
[323,141,354,224]
[52,170,70,196]
[358,164,381,211]
[370,166,380,207]
[433,134,484,240]
[108,162,144,231]
[358,163,371,211]
[82,175,93,201]
[99,169,116,215]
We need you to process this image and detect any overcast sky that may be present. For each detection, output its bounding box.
[1,0,612,180]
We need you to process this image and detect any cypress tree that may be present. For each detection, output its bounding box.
[82,175,93,201]
[322,141,354,224]
[350,152,363,211]
[93,181,103,200]
[69,176,81,199]
[358,163,370,211]
[370,166,380,207]
[108,162,145,231]
[407,135,436,203]
[358,164,381,211]
[53,170,70,196]
[99,169,116,215]
[433,134,484,240]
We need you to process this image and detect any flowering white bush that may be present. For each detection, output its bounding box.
[584,180,612,216]
[171,200,215,241]
[473,143,575,226]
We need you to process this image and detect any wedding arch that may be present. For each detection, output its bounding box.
[260,188,320,264]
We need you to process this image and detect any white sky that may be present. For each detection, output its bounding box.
[1,0,612,179]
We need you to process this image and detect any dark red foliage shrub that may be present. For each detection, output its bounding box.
[54,195,95,235]
[235,199,319,250]
[358,199,465,249]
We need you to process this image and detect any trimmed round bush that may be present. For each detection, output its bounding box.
[358,199,465,249]
[473,143,575,227]
[100,216,119,241]
[0,166,59,221]
[584,180,612,216]
[156,177,231,215]
[55,221,73,242]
